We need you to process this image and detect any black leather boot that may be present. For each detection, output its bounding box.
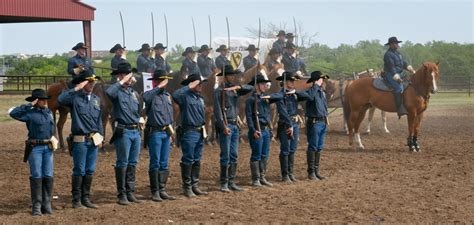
[228,163,243,191]
[393,92,407,118]
[250,161,262,187]
[126,166,143,203]
[288,152,297,182]
[181,163,195,198]
[158,170,176,200]
[30,177,43,216]
[315,152,326,180]
[191,161,208,195]
[81,175,98,209]
[307,151,318,180]
[413,136,421,152]
[71,176,85,209]
[259,157,273,187]
[219,164,230,192]
[279,154,292,183]
[149,169,162,202]
[116,167,130,205]
[41,177,53,214]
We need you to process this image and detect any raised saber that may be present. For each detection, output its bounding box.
[257,17,261,49]
[119,11,125,47]
[164,14,169,48]
[151,12,155,47]
[226,17,230,51]
[208,15,212,47]
[293,16,298,48]
[192,17,197,49]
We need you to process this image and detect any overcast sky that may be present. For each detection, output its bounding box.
[0,0,472,55]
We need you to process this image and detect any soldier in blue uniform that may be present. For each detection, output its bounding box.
[272,30,286,54]
[110,44,128,83]
[305,71,329,181]
[153,43,172,73]
[136,43,157,73]
[10,89,55,216]
[67,42,95,78]
[282,42,300,74]
[214,65,253,192]
[106,62,143,205]
[215,45,231,70]
[285,33,295,46]
[266,48,282,71]
[243,44,259,72]
[181,47,201,76]
[246,74,283,187]
[172,74,208,198]
[383,36,417,118]
[275,72,309,183]
[197,44,217,78]
[58,70,103,209]
[143,69,176,202]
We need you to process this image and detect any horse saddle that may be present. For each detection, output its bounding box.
[372,77,409,92]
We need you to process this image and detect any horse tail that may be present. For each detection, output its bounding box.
[342,80,352,123]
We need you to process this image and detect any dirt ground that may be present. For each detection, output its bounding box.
[0,103,473,223]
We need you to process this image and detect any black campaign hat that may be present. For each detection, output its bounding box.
[245,44,259,51]
[276,30,286,37]
[111,62,134,75]
[181,74,207,86]
[25,88,50,102]
[72,42,88,51]
[276,71,300,81]
[109,43,125,53]
[285,33,296,38]
[269,48,280,55]
[147,70,174,80]
[248,74,271,86]
[385,36,402,46]
[138,43,152,52]
[217,65,241,76]
[182,47,196,56]
[198,44,212,53]
[72,70,101,85]
[216,45,229,52]
[307,71,329,83]
[153,43,167,50]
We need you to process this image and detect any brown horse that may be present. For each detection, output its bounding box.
[343,62,439,151]
[47,80,112,151]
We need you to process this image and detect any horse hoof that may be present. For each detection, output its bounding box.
[356,146,365,150]
[384,130,390,134]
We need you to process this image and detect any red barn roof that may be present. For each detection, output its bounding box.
[0,0,95,23]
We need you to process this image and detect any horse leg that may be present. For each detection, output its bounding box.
[365,106,376,135]
[57,108,68,151]
[406,112,417,152]
[347,109,358,147]
[354,106,369,150]
[381,110,390,133]
[413,112,424,152]
[101,114,108,153]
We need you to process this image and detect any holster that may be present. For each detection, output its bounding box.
[23,141,33,163]
[143,126,151,149]
[109,126,125,144]
[175,126,182,148]
[66,134,73,156]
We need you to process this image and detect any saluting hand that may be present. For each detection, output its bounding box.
[74,80,89,92]
[224,86,241,92]
[120,73,133,85]
[157,79,169,89]
[31,98,39,106]
[188,80,201,89]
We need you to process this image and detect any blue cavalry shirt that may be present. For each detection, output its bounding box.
[197,55,217,78]
[106,82,140,125]
[58,89,104,135]
[172,86,205,127]
[245,92,283,134]
[243,55,258,72]
[111,55,128,70]
[154,55,172,73]
[215,55,231,71]
[282,53,300,73]
[182,58,202,76]
[10,104,55,140]
[276,89,310,128]
[68,54,95,77]
[384,48,408,75]
[214,83,253,131]
[272,40,286,54]
[305,84,328,118]
[143,88,174,127]
[137,54,157,73]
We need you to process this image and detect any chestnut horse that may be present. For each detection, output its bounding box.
[343,62,439,151]
[47,80,112,151]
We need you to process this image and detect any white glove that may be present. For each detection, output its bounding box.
[407,65,416,74]
[296,71,303,78]
[393,73,402,83]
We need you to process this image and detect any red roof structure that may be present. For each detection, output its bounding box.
[0,0,96,56]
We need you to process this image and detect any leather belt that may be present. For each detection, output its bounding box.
[147,125,168,132]
[72,133,95,142]
[307,116,326,123]
[182,126,203,133]
[117,123,139,130]
[29,139,51,145]
[227,119,237,125]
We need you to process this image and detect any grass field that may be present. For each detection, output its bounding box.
[0,92,472,122]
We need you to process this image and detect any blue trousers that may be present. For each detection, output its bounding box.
[248,127,271,161]
[180,130,204,165]
[386,72,404,93]
[307,121,327,152]
[148,130,171,171]
[28,145,53,178]
[218,124,240,166]
[278,122,299,156]
[72,141,98,176]
[114,129,141,168]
